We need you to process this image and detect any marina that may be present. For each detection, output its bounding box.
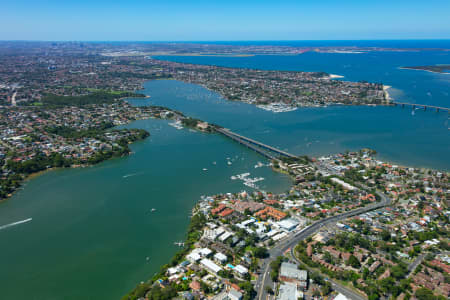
[168,120,184,129]
[231,172,265,189]
[256,102,298,113]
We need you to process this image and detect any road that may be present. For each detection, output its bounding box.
[256,191,391,300]
[11,91,17,106]
[407,253,426,278]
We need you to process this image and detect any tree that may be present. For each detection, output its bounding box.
[239,281,256,300]
[265,286,274,294]
[200,281,211,294]
[323,251,333,263]
[321,281,332,296]
[347,255,361,268]
[368,293,380,300]
[381,230,391,241]
[362,267,370,280]
[415,288,436,300]
[253,247,269,258]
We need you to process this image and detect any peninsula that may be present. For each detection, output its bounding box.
[0,42,389,112]
[0,92,214,202]
[401,65,450,74]
[123,149,449,300]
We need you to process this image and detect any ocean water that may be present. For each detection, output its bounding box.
[177,40,450,49]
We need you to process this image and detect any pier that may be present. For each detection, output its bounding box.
[392,102,450,113]
[216,128,297,161]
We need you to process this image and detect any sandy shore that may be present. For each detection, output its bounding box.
[383,85,392,100]
[328,74,344,79]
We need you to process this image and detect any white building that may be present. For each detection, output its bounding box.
[277,282,298,300]
[334,293,349,300]
[234,265,249,277]
[200,258,222,274]
[331,177,357,191]
[214,252,228,264]
[187,248,212,263]
[277,218,300,232]
[219,231,233,242]
[227,289,243,300]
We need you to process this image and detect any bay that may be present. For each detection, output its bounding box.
[0,118,290,300]
[154,49,450,170]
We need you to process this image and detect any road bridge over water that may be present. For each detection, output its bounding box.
[216,128,297,161]
[392,102,450,113]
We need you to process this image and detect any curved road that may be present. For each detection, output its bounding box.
[256,191,391,300]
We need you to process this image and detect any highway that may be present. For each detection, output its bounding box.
[256,191,391,300]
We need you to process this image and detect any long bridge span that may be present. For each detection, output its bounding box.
[216,128,297,161]
[392,102,450,113]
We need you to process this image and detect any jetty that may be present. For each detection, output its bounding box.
[392,102,450,113]
[216,128,297,161]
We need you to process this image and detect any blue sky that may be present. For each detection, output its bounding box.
[1,0,449,41]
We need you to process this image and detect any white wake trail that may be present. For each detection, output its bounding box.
[0,218,32,231]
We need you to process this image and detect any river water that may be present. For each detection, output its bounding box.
[1,48,449,300]
[0,117,290,300]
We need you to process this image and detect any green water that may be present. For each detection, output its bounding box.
[0,119,291,300]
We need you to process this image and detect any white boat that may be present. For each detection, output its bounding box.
[203,168,208,171]
[168,120,184,129]
[151,208,156,212]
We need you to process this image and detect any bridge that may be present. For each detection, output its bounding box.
[392,101,450,113]
[216,127,298,161]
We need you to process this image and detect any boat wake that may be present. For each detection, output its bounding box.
[0,218,32,231]
[123,172,144,178]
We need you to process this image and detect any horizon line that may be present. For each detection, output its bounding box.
[1,38,450,43]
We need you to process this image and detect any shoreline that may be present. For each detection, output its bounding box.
[0,126,150,204]
[123,145,449,299]
[398,66,450,74]
[328,74,345,79]
[383,85,392,101]
[0,167,61,203]
[0,158,124,204]
[0,102,214,204]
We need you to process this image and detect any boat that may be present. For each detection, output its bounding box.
[168,120,184,129]
[203,168,208,171]
[151,208,156,212]
[227,161,232,165]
